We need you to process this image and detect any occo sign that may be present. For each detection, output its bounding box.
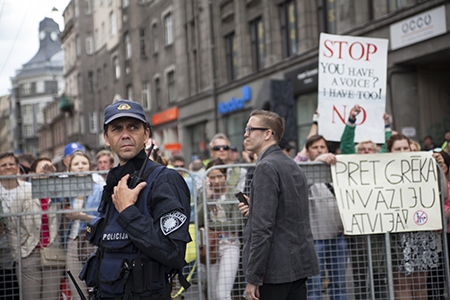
[401,14,432,34]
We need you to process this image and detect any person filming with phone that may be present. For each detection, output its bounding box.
[239,110,318,300]
[197,158,244,300]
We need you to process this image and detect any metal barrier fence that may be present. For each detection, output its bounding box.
[199,162,450,300]
[0,162,449,300]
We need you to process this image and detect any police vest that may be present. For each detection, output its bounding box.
[82,164,168,299]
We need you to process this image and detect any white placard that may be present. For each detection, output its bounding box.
[390,5,447,50]
[318,33,389,143]
[331,152,442,235]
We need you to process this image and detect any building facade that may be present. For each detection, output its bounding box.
[10,17,64,157]
[0,94,13,153]
[44,0,450,162]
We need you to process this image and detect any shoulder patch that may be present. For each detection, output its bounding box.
[160,211,187,236]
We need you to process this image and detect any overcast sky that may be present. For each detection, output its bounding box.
[0,0,70,96]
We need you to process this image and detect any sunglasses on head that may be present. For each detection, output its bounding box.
[212,145,230,151]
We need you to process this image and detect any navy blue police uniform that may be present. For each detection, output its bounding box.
[80,149,191,300]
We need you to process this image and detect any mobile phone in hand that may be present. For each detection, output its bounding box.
[235,192,249,206]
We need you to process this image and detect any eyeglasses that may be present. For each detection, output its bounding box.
[212,145,230,151]
[245,126,272,135]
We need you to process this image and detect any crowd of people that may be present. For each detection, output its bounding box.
[0,100,450,300]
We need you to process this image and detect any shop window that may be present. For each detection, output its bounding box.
[188,122,208,161]
[225,110,251,151]
[296,92,318,149]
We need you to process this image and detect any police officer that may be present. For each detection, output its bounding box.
[80,100,191,300]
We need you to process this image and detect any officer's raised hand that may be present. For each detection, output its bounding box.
[112,174,147,212]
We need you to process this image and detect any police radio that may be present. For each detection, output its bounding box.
[127,143,154,189]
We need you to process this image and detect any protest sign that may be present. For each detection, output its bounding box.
[318,33,389,143]
[331,152,442,235]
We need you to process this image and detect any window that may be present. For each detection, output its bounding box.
[109,11,116,36]
[87,71,94,93]
[86,33,94,54]
[317,0,336,34]
[24,125,34,138]
[97,68,102,87]
[23,104,32,115]
[155,77,161,108]
[225,32,238,81]
[101,22,105,43]
[250,17,265,71]
[139,28,146,57]
[280,0,297,58]
[84,0,92,14]
[167,70,176,103]
[142,82,151,110]
[127,85,133,101]
[36,81,45,93]
[114,56,121,79]
[125,33,132,59]
[76,35,81,56]
[152,23,159,53]
[164,13,173,45]
[22,83,31,95]
[388,0,409,11]
[95,28,99,48]
[89,111,98,133]
[75,0,80,17]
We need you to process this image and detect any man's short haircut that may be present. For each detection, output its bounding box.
[0,152,18,164]
[305,135,327,150]
[209,133,230,149]
[30,157,52,173]
[250,110,285,143]
[169,155,185,165]
[96,149,115,164]
[189,159,204,172]
[386,133,410,152]
[355,140,377,153]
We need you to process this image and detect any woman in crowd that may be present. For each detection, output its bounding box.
[387,134,440,300]
[64,153,102,299]
[28,157,65,299]
[197,158,243,300]
[1,154,63,299]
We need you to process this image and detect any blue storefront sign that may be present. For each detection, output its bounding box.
[218,85,251,115]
